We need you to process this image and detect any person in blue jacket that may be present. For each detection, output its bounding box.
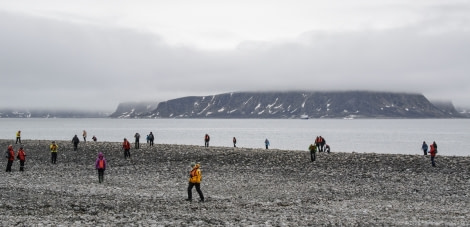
[421,141,428,155]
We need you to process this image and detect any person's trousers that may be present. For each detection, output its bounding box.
[51,152,57,164]
[19,161,25,171]
[98,169,105,183]
[124,149,130,158]
[16,137,21,144]
[6,160,13,172]
[431,156,436,167]
[188,182,204,201]
[135,140,140,149]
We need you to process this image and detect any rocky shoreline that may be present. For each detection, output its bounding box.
[1,139,469,226]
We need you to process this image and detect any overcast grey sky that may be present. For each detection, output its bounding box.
[1,0,469,112]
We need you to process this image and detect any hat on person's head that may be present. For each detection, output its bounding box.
[52,141,55,143]
[190,162,196,167]
[20,146,23,149]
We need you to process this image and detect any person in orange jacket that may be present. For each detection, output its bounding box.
[6,145,15,172]
[17,146,26,171]
[122,138,131,159]
[186,162,204,202]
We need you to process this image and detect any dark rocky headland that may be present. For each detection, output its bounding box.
[1,139,469,226]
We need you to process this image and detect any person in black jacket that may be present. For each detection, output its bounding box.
[72,135,80,151]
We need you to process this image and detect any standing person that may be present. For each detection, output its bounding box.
[95,152,107,183]
[186,162,204,202]
[82,130,87,143]
[50,141,58,164]
[320,136,326,152]
[265,138,270,149]
[92,135,97,142]
[421,141,428,155]
[315,136,321,152]
[134,132,140,149]
[16,130,21,144]
[72,135,80,151]
[233,137,237,147]
[429,142,437,167]
[17,146,26,171]
[122,138,131,159]
[148,132,155,147]
[204,134,210,147]
[309,144,317,162]
[5,145,15,172]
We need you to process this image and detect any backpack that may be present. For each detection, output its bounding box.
[5,150,9,158]
[98,159,105,169]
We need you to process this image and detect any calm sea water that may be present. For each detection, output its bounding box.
[0,118,468,156]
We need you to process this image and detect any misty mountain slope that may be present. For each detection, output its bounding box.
[111,91,462,119]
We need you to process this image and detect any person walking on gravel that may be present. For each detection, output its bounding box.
[204,134,210,147]
[17,146,26,171]
[134,132,141,149]
[421,141,428,155]
[265,138,270,149]
[309,144,317,162]
[82,130,87,143]
[95,152,107,183]
[123,138,131,159]
[72,135,80,151]
[429,141,437,167]
[233,137,237,147]
[5,145,15,172]
[50,141,58,164]
[148,132,155,147]
[186,162,204,202]
[16,130,21,144]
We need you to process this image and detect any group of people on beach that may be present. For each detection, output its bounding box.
[6,129,441,203]
[5,144,26,172]
[204,133,271,150]
[421,141,439,167]
[308,136,330,162]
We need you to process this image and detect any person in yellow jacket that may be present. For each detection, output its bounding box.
[50,141,58,164]
[16,130,21,144]
[186,162,204,202]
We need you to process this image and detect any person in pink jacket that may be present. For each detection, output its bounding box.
[95,152,107,183]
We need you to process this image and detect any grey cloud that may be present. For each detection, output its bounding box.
[1,9,469,112]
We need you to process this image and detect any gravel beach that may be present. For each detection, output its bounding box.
[1,139,469,226]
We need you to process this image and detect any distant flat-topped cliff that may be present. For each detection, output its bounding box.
[110,91,462,119]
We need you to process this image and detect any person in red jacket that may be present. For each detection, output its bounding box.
[123,138,131,159]
[17,146,26,171]
[429,142,437,167]
[5,145,15,172]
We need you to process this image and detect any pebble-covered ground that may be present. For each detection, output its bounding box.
[1,139,469,226]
